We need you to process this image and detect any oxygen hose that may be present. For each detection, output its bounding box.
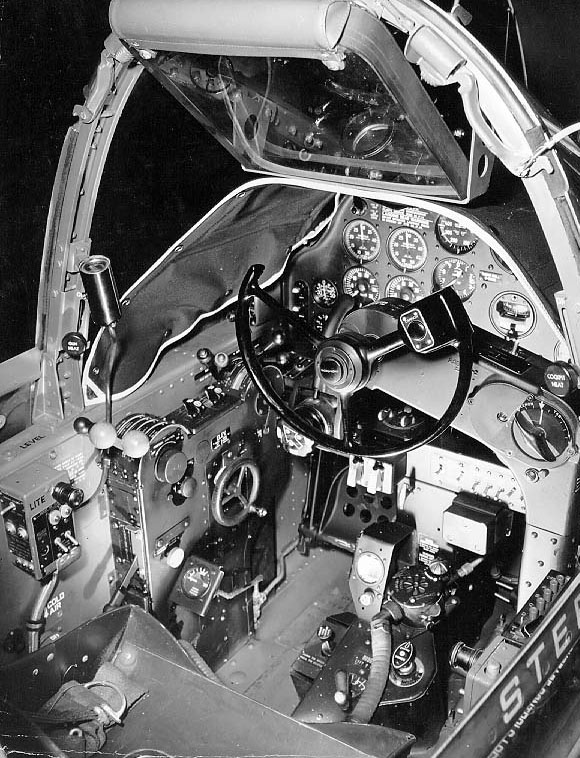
[27,569,59,653]
[349,602,402,724]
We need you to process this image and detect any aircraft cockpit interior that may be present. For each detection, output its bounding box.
[2,1,580,757]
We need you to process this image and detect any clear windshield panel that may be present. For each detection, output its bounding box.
[151,51,456,193]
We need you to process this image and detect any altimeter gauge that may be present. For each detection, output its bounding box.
[513,396,573,462]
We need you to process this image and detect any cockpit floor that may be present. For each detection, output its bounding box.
[216,547,353,714]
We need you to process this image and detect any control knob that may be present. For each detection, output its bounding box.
[52,481,84,509]
[155,447,188,484]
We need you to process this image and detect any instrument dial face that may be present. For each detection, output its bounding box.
[343,267,380,303]
[385,275,424,303]
[433,258,476,301]
[356,551,385,584]
[181,564,212,598]
[312,279,338,308]
[313,312,330,334]
[490,292,536,338]
[387,227,428,271]
[513,396,572,462]
[343,219,381,262]
[435,216,478,253]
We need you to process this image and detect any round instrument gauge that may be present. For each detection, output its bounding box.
[343,219,381,262]
[342,108,394,158]
[513,396,572,462]
[387,227,428,272]
[312,279,338,308]
[433,258,476,301]
[385,275,425,303]
[181,564,212,598]
[490,292,536,338]
[435,216,478,253]
[356,551,385,584]
[343,267,380,303]
[313,312,330,334]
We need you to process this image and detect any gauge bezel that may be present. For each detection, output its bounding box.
[387,226,428,272]
[384,274,425,303]
[181,565,212,598]
[312,278,339,308]
[342,266,380,303]
[512,394,574,463]
[356,551,385,584]
[489,291,536,339]
[433,257,476,301]
[435,215,478,254]
[343,219,382,262]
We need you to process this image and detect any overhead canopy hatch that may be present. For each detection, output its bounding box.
[110,0,492,200]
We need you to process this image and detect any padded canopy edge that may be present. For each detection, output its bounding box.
[109,0,351,55]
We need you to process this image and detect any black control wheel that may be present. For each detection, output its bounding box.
[211,457,261,527]
[236,265,474,460]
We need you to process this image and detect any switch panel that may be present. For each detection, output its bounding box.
[0,462,80,579]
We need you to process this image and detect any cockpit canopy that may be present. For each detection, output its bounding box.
[110,0,492,201]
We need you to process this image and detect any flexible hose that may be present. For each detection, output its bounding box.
[178,639,221,684]
[349,614,392,724]
[27,570,59,653]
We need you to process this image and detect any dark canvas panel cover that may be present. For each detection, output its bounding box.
[84,181,334,398]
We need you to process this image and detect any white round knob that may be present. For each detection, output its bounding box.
[166,546,185,569]
[122,430,150,458]
[88,421,118,450]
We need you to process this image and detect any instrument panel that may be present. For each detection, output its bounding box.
[287,198,563,361]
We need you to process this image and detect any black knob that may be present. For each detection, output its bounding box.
[61,332,88,358]
[197,347,214,366]
[183,398,203,418]
[52,482,85,508]
[407,319,427,341]
[74,416,94,435]
[204,386,224,406]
